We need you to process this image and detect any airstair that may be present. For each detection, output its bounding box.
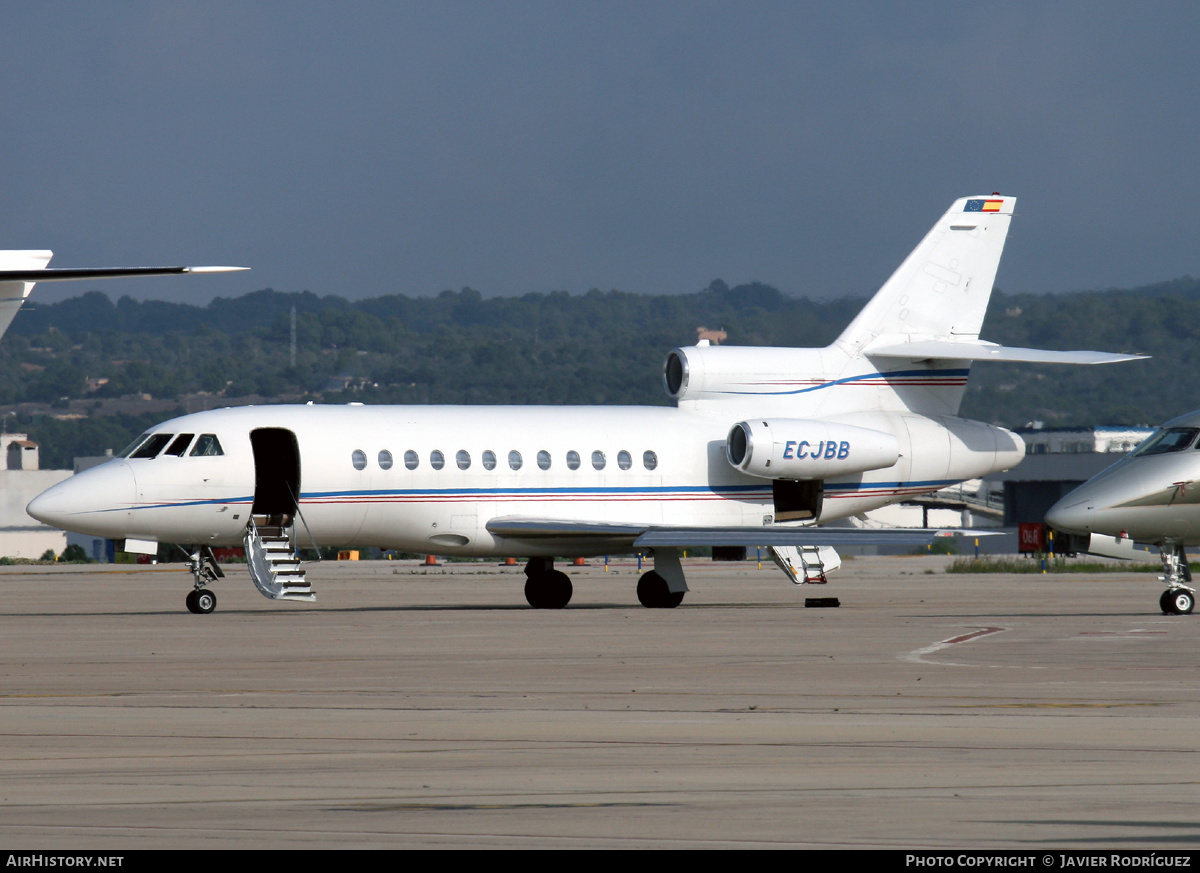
[244,515,314,601]
[768,545,842,584]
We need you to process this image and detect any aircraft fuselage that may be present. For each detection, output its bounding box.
[29,402,1022,556]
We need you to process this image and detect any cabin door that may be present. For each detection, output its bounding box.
[250,428,301,519]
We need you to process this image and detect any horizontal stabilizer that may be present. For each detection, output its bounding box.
[865,340,1146,365]
[486,516,991,548]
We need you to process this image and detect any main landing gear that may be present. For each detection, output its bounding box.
[637,548,688,608]
[184,546,225,615]
[523,557,573,609]
[519,549,690,609]
[637,572,685,609]
[1157,542,1196,615]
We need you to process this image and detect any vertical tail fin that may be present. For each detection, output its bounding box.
[835,196,1015,354]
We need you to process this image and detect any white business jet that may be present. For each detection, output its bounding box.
[0,250,246,341]
[1046,409,1200,616]
[27,195,1141,614]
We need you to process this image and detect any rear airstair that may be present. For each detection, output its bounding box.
[244,515,314,601]
[768,545,841,584]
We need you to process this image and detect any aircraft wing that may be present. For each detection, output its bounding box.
[865,339,1145,365]
[634,527,965,547]
[485,517,973,547]
[0,257,248,345]
[0,266,248,282]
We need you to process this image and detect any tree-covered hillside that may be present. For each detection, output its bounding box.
[2,277,1191,467]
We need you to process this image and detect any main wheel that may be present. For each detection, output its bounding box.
[1171,589,1195,615]
[185,590,200,614]
[193,588,217,615]
[637,571,685,609]
[524,571,572,608]
[1161,588,1178,615]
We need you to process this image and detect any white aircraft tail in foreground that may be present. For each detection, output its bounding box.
[0,250,247,340]
[28,195,1143,613]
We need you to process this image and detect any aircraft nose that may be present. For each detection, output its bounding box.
[1044,496,1094,534]
[28,462,136,534]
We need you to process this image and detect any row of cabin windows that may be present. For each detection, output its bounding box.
[351,448,659,472]
[120,432,225,459]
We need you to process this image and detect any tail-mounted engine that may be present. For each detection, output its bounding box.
[664,344,832,403]
[727,418,900,480]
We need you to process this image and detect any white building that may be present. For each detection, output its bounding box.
[1019,425,1154,456]
[0,434,71,559]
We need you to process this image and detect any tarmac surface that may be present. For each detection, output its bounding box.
[1,555,1197,850]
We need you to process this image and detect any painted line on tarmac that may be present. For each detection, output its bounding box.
[900,625,1008,666]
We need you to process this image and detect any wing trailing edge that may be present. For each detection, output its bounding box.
[486,517,988,547]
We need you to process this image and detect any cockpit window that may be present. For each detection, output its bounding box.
[189,434,224,457]
[1130,427,1200,457]
[164,434,195,457]
[130,433,174,459]
[117,432,152,458]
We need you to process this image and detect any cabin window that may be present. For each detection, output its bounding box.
[482,450,497,470]
[617,450,632,470]
[118,432,152,458]
[190,434,224,457]
[509,450,523,470]
[131,434,173,459]
[404,450,419,470]
[1131,427,1200,457]
[566,450,580,470]
[378,450,394,470]
[430,450,445,470]
[643,450,658,471]
[164,434,194,457]
[456,450,471,470]
[592,450,606,470]
[536,450,551,470]
[352,450,368,470]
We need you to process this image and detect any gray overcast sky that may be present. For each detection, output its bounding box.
[3,1,1199,304]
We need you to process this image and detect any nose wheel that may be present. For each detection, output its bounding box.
[183,545,225,614]
[1160,587,1195,615]
[186,588,217,614]
[1157,543,1196,615]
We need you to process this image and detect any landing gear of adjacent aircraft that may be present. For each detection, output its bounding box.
[522,558,572,608]
[1157,542,1195,615]
[637,571,685,609]
[186,588,217,614]
[1161,588,1195,615]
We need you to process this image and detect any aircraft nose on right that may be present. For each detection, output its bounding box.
[27,462,136,535]
[1044,496,1094,535]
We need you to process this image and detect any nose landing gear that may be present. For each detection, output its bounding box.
[1157,543,1196,615]
[184,546,225,615]
[185,588,218,614]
